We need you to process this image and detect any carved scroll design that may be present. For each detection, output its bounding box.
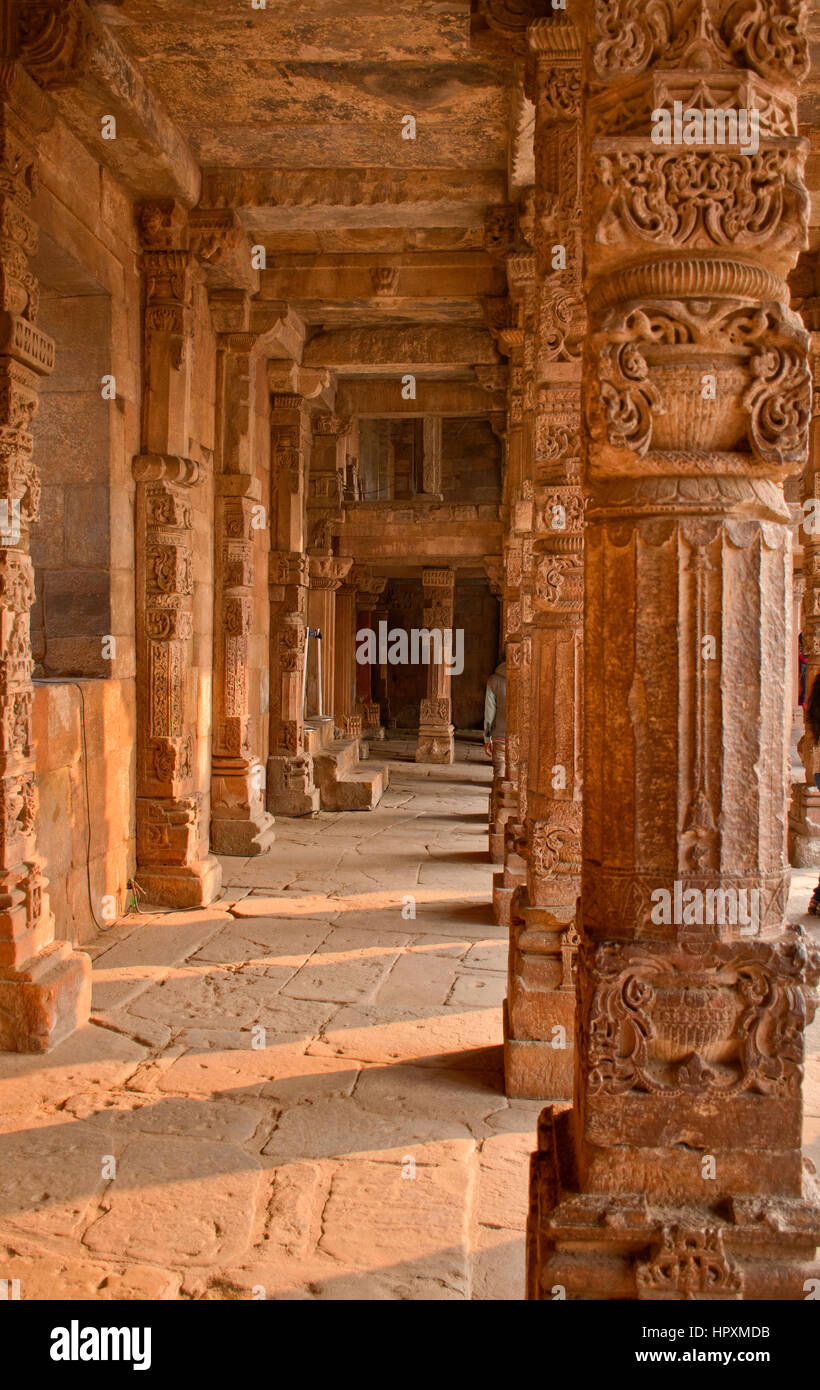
[582,933,820,1099]
[722,0,809,83]
[592,0,673,80]
[594,150,806,253]
[636,1226,743,1300]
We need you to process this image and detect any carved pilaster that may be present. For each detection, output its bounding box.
[350,566,387,738]
[307,554,353,727]
[267,389,318,815]
[0,62,91,1050]
[504,14,585,1100]
[209,327,274,856]
[308,412,351,554]
[134,203,221,906]
[415,567,456,764]
[790,337,820,861]
[528,0,820,1301]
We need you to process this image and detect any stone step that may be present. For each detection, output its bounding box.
[303,717,336,755]
[313,738,389,811]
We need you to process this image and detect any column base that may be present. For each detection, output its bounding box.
[135,856,222,909]
[788,783,820,866]
[0,940,92,1053]
[415,725,454,764]
[503,998,574,1100]
[489,779,517,863]
[493,871,525,925]
[493,866,527,925]
[505,899,577,1098]
[211,811,275,858]
[527,1106,820,1300]
[266,754,321,817]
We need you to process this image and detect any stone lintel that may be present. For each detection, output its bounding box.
[10,0,200,205]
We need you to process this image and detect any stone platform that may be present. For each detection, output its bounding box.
[0,743,541,1300]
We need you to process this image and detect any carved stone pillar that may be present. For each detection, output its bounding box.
[133,202,221,907]
[485,557,514,856]
[415,567,455,764]
[528,1,820,1300]
[490,229,536,916]
[333,581,357,725]
[307,556,353,720]
[352,566,387,738]
[421,416,443,498]
[372,595,391,728]
[267,392,318,816]
[0,62,91,1050]
[790,343,820,862]
[210,324,274,856]
[505,20,584,1099]
[308,412,349,553]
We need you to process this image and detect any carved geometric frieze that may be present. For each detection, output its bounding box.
[0,316,54,375]
[421,567,455,590]
[582,859,791,941]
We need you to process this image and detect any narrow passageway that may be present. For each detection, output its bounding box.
[0,741,544,1300]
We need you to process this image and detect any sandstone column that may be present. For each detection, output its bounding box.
[505,21,584,1099]
[485,556,515,857]
[415,567,455,764]
[133,201,221,907]
[529,1,820,1299]
[333,579,358,728]
[486,215,535,917]
[209,319,274,855]
[420,416,443,498]
[308,412,348,553]
[307,556,353,720]
[791,337,820,862]
[267,390,319,815]
[352,566,387,739]
[0,62,91,1050]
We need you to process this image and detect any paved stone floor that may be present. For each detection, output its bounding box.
[2,739,819,1300]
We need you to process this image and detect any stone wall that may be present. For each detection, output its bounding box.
[33,679,135,945]
[442,418,501,504]
[452,578,500,729]
[27,111,142,942]
[250,352,271,773]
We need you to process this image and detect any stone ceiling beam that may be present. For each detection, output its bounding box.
[336,379,505,417]
[6,0,200,205]
[258,254,506,303]
[303,325,500,371]
[200,168,507,231]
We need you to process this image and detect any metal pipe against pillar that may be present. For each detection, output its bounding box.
[302,628,323,719]
[316,629,323,718]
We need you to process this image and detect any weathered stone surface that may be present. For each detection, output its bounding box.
[83,1135,260,1266]
[6,0,820,1308]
